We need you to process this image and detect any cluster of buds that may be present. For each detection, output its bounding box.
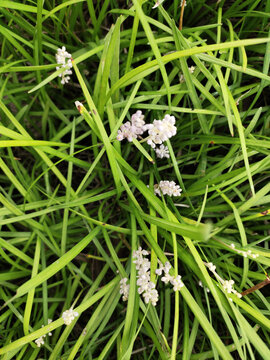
[117,111,177,159]
[133,247,159,306]
[154,180,182,197]
[229,244,259,259]
[205,262,242,299]
[155,260,184,291]
[117,111,146,142]
[55,46,73,84]
[120,278,130,301]
[34,319,52,347]
[120,249,185,306]
[62,308,79,325]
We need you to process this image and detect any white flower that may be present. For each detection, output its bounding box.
[206,262,216,273]
[34,319,53,347]
[170,275,184,291]
[133,246,149,258]
[117,111,146,142]
[120,278,130,301]
[132,247,159,306]
[155,260,171,276]
[161,272,173,284]
[35,335,46,347]
[145,115,177,148]
[62,308,79,325]
[137,272,151,294]
[223,280,235,294]
[222,279,242,298]
[56,46,73,85]
[133,249,151,271]
[155,144,170,159]
[164,262,172,273]
[154,180,182,197]
[155,267,163,276]
[131,110,146,132]
[143,287,159,306]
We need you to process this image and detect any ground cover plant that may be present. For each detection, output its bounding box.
[0,0,270,359]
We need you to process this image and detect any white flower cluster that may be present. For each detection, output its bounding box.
[120,278,130,301]
[133,247,159,306]
[55,46,73,84]
[145,115,177,148]
[205,262,242,299]
[34,319,52,348]
[120,249,185,306]
[117,112,177,159]
[155,144,170,159]
[62,308,79,325]
[230,244,259,259]
[154,180,182,197]
[155,260,184,291]
[117,111,146,142]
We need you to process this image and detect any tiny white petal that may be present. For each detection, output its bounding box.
[62,308,79,325]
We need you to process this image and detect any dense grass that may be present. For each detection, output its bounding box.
[0,0,270,359]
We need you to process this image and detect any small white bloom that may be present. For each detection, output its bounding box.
[198,280,203,287]
[120,278,130,301]
[132,247,159,306]
[222,280,235,294]
[154,180,182,197]
[35,335,46,347]
[188,65,195,73]
[117,111,147,142]
[133,246,149,258]
[56,46,73,85]
[131,110,146,132]
[164,262,172,273]
[171,275,184,291]
[62,308,79,325]
[230,243,235,249]
[145,115,177,148]
[137,273,151,294]
[155,144,170,159]
[161,272,173,284]
[143,287,159,306]
[181,0,187,6]
[207,262,216,273]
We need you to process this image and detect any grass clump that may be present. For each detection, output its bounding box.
[0,0,270,359]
